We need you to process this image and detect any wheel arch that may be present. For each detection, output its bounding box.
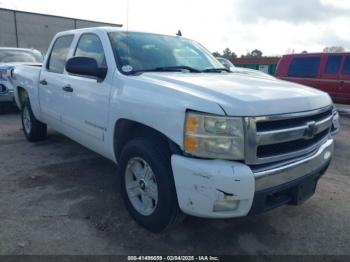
[15,86,28,110]
[113,118,183,162]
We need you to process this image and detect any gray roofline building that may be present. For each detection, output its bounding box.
[0,7,122,53]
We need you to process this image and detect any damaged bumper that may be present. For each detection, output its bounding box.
[171,137,334,218]
[171,156,255,218]
[0,82,15,103]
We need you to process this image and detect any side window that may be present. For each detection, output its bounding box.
[74,34,106,68]
[343,56,350,75]
[325,55,341,74]
[47,35,74,74]
[287,57,321,78]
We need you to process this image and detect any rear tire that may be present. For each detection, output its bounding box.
[21,98,47,142]
[119,137,185,232]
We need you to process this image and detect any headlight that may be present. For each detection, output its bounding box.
[184,111,244,160]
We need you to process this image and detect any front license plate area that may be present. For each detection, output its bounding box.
[293,179,317,205]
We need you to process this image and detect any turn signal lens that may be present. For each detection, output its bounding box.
[185,115,198,133]
[184,136,196,153]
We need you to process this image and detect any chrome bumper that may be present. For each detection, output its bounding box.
[254,137,334,191]
[0,90,14,102]
[331,111,340,135]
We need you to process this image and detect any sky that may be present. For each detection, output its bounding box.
[1,0,350,56]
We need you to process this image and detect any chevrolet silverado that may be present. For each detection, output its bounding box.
[11,27,339,232]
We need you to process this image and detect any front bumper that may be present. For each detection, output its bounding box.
[0,82,15,103]
[331,111,340,135]
[171,137,334,218]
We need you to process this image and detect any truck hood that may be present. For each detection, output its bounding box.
[0,63,41,77]
[138,72,332,116]
[0,62,42,66]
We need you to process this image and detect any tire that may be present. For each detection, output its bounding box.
[119,137,185,232]
[21,98,47,142]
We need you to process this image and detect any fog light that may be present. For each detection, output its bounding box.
[0,84,7,93]
[213,198,239,212]
[324,151,331,160]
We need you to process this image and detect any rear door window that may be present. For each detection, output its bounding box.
[288,56,321,78]
[47,35,74,74]
[343,56,350,75]
[325,55,342,74]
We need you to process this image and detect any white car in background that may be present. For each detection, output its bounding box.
[0,48,43,104]
[216,57,275,79]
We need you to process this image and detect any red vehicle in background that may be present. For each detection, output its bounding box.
[276,53,350,104]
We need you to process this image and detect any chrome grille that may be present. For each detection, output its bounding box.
[245,106,333,165]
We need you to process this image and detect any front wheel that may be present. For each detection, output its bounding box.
[119,137,185,232]
[21,98,47,142]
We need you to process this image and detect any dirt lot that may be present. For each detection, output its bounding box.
[0,109,349,255]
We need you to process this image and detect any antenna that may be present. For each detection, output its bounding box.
[126,0,130,65]
[126,0,129,32]
[176,30,182,37]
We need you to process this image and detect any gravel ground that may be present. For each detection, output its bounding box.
[336,103,350,116]
[0,109,349,255]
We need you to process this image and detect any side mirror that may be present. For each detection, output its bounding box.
[66,57,107,80]
[222,63,231,70]
[229,66,236,72]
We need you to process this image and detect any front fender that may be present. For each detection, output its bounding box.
[14,85,22,110]
[105,74,226,162]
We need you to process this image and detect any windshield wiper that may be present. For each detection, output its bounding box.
[201,67,231,73]
[129,66,201,75]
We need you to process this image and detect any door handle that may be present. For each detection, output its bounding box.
[40,79,47,85]
[62,85,74,92]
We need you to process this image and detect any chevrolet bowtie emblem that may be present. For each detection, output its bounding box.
[304,121,317,139]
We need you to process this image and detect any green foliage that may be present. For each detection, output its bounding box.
[323,46,345,53]
[241,49,263,58]
[222,48,237,59]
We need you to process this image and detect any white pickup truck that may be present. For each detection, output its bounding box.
[11,27,339,232]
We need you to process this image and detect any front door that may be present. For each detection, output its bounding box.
[285,56,321,90]
[319,55,342,99]
[62,33,111,146]
[339,55,350,103]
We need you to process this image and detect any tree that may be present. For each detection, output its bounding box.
[212,51,221,57]
[323,46,345,53]
[241,49,263,58]
[250,49,263,57]
[222,48,237,59]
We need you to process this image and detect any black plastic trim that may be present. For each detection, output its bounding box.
[248,160,331,216]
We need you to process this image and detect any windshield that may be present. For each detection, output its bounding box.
[108,31,224,74]
[0,49,43,63]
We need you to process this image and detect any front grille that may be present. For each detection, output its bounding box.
[245,106,333,165]
[256,109,332,132]
[257,129,329,158]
